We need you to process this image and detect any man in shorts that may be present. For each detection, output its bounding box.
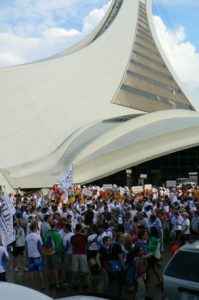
[25,222,44,290]
[63,223,74,285]
[71,224,88,289]
[44,221,63,290]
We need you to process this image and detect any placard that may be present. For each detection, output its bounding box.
[144,184,152,190]
[132,186,143,193]
[82,189,93,198]
[103,184,113,190]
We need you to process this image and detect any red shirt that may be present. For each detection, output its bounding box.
[71,233,87,255]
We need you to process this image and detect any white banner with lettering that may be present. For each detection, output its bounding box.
[103,184,113,190]
[132,186,143,193]
[59,165,73,193]
[82,189,93,198]
[0,192,16,246]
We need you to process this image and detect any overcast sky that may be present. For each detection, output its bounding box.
[0,0,198,110]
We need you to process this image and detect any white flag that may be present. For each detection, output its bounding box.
[0,192,16,246]
[58,165,73,193]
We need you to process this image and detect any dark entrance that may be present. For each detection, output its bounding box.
[89,146,199,187]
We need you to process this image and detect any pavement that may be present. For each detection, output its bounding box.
[6,247,170,300]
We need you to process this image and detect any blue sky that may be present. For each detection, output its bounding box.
[153,0,199,50]
[0,0,198,109]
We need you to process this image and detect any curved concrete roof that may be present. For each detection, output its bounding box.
[0,0,198,188]
[3,109,199,188]
[73,109,199,183]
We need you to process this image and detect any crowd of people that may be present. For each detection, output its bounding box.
[0,182,199,300]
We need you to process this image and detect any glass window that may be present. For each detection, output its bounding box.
[121,84,192,110]
[133,50,165,67]
[131,60,173,79]
[137,28,152,40]
[135,42,159,57]
[164,251,199,282]
[127,70,171,89]
[136,33,154,45]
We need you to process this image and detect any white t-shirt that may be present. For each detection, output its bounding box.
[63,232,74,254]
[171,214,183,231]
[97,231,108,248]
[92,210,99,224]
[87,233,98,251]
[15,227,25,247]
[181,218,190,234]
[58,228,65,241]
[25,232,43,258]
[0,246,9,273]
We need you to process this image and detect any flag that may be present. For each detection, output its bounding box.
[0,192,16,246]
[58,165,73,193]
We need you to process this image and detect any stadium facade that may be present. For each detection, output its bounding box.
[0,0,199,189]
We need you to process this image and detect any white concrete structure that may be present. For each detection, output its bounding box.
[0,0,198,189]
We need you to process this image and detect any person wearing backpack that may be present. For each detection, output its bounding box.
[134,246,148,300]
[123,234,136,296]
[109,232,125,299]
[43,221,63,290]
[63,223,74,286]
[96,235,111,295]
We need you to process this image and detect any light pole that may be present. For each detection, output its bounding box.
[126,169,132,190]
[140,174,147,190]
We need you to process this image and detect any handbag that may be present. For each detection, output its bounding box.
[88,257,100,276]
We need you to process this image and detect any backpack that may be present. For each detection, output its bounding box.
[42,236,55,255]
[109,243,122,273]
[109,259,122,273]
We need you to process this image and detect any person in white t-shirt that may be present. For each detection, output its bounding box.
[25,222,44,290]
[63,224,74,285]
[13,218,26,272]
[97,224,108,249]
[181,212,190,240]
[0,236,9,281]
[170,210,183,241]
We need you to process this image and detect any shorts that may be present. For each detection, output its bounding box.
[13,246,25,257]
[28,257,44,272]
[149,256,158,268]
[46,253,62,270]
[72,254,88,273]
[64,254,72,271]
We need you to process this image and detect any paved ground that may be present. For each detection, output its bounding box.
[6,245,170,299]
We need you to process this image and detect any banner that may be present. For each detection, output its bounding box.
[0,192,16,246]
[132,186,143,193]
[166,180,176,187]
[144,184,152,190]
[59,165,73,193]
[82,188,93,198]
[103,184,113,190]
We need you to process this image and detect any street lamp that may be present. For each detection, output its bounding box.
[140,174,147,189]
[126,169,132,190]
